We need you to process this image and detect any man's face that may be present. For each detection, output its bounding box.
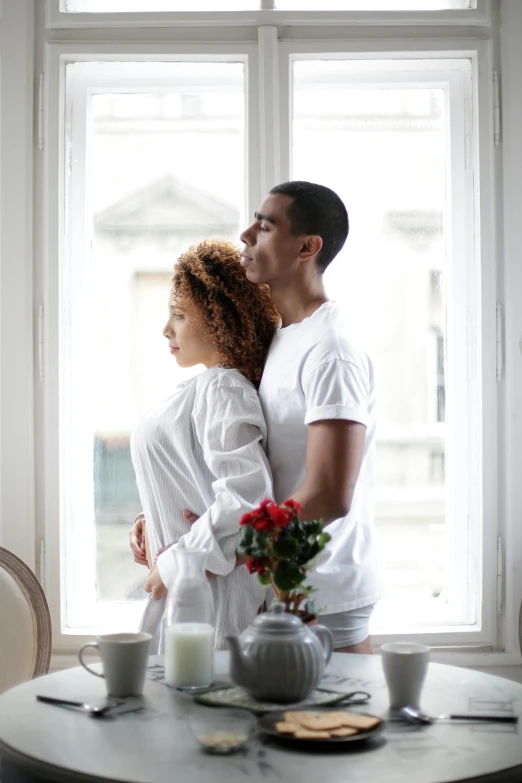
[239,193,305,286]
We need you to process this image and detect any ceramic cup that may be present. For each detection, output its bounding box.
[381,642,430,709]
[78,632,152,697]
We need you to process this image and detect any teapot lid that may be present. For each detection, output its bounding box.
[253,601,304,631]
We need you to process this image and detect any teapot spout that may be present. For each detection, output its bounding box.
[226,635,255,688]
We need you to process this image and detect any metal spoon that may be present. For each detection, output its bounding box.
[400,705,518,724]
[36,695,123,716]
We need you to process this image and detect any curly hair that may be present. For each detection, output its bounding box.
[171,239,280,386]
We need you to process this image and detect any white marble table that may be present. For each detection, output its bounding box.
[0,652,521,783]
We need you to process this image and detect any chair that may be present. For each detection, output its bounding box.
[0,547,52,694]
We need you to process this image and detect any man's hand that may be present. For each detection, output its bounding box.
[129,513,148,566]
[145,565,168,600]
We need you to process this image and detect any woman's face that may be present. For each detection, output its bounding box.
[162,291,222,369]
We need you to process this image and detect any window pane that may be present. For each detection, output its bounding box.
[292,60,456,627]
[63,0,260,11]
[64,62,245,629]
[277,1,471,8]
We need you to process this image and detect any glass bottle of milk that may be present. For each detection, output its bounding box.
[164,548,215,690]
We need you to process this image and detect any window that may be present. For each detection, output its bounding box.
[277,1,472,8]
[63,0,260,10]
[288,54,476,631]
[62,0,474,11]
[62,60,247,630]
[44,22,497,650]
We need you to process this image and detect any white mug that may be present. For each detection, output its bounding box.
[381,642,430,709]
[78,632,152,697]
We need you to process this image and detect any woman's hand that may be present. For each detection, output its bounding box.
[145,565,168,600]
[183,508,249,571]
[129,513,148,566]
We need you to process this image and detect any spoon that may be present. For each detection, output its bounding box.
[36,695,124,716]
[400,705,518,724]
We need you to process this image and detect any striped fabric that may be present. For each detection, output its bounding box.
[130,367,272,651]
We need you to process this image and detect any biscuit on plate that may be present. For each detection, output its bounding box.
[283,711,312,724]
[294,729,331,739]
[275,722,298,734]
[297,714,348,731]
[329,727,359,737]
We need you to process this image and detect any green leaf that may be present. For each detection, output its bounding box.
[273,561,305,592]
[238,525,254,549]
[272,536,299,558]
[257,573,272,587]
[253,532,269,549]
[306,541,320,560]
[318,532,331,547]
[305,520,323,536]
[296,546,312,566]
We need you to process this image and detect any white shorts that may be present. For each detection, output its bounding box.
[318,604,375,648]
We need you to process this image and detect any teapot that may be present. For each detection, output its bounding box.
[226,602,333,703]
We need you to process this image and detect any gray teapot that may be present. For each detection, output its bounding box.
[226,602,334,703]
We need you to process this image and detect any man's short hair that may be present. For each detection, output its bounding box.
[270,181,349,273]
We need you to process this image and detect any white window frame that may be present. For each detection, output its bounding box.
[44,41,260,650]
[63,54,254,634]
[36,3,518,665]
[277,42,495,648]
[45,0,491,30]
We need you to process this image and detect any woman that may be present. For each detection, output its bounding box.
[130,239,280,652]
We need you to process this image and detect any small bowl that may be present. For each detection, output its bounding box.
[188,708,256,754]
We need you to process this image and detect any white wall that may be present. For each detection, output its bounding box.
[499,0,522,657]
[0,0,35,568]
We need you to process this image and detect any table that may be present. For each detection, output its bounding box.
[0,653,521,783]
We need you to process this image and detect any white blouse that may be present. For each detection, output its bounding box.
[130,367,272,651]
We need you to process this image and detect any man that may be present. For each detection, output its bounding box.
[131,181,382,653]
[236,181,382,653]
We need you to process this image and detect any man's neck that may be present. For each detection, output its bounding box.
[270,277,328,328]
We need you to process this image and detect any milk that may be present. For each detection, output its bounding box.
[165,623,215,689]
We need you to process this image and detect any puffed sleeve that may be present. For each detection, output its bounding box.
[156,381,273,588]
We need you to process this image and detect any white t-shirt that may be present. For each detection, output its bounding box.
[131,367,271,651]
[258,302,383,614]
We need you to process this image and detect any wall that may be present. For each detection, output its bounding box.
[499,0,522,658]
[0,0,35,568]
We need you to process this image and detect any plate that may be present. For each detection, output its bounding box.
[257,711,385,744]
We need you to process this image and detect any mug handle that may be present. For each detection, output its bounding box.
[78,642,104,679]
[312,624,334,665]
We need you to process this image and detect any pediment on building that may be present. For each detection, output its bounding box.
[94,176,239,235]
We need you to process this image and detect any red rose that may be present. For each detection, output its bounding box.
[282,498,302,517]
[266,503,292,528]
[240,510,256,526]
[246,557,265,575]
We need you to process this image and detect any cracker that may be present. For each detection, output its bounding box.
[283,711,313,725]
[298,715,347,731]
[329,727,358,737]
[294,729,331,739]
[275,722,298,734]
[340,714,381,730]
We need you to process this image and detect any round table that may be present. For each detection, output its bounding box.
[0,653,521,783]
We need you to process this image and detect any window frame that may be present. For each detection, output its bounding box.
[39,25,508,663]
[46,0,491,30]
[278,43,495,645]
[43,41,260,649]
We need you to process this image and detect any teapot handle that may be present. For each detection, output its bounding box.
[312,624,334,665]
